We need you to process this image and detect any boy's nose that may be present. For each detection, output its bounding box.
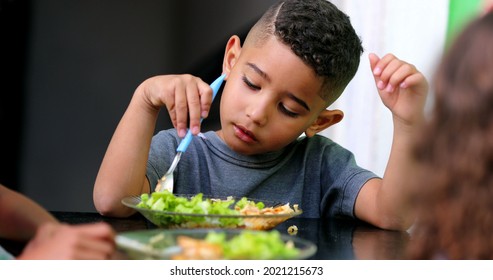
[246,98,269,127]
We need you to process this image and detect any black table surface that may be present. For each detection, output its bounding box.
[1,212,411,260]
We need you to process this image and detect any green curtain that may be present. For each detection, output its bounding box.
[446,0,482,47]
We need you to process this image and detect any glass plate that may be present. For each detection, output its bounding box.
[116,229,316,260]
[121,195,302,230]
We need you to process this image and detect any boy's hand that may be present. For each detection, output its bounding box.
[140,74,214,138]
[369,53,429,128]
[18,222,116,260]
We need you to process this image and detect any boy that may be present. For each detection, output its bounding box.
[94,0,428,231]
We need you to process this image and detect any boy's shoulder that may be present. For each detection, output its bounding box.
[295,134,351,154]
[297,134,335,146]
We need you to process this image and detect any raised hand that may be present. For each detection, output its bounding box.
[369,53,429,127]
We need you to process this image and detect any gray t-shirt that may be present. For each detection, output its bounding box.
[146,130,378,219]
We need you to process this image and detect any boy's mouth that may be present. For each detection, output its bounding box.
[233,124,258,143]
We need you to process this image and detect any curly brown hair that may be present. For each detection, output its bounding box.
[407,11,493,259]
[244,0,363,105]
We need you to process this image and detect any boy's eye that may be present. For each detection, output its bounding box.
[242,76,260,90]
[242,74,299,118]
[279,103,299,118]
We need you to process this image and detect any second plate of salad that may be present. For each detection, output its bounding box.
[116,229,316,260]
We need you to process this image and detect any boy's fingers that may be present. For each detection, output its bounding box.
[35,223,59,241]
[387,63,417,89]
[186,82,202,135]
[373,53,397,76]
[368,53,380,74]
[369,53,386,90]
[77,238,115,259]
[64,223,115,260]
[400,72,426,90]
[379,53,397,64]
[370,53,399,92]
[199,84,213,119]
[372,54,419,93]
[71,222,115,238]
[164,93,177,129]
[379,58,403,83]
[174,81,188,138]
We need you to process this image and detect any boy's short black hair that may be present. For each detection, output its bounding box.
[245,0,363,105]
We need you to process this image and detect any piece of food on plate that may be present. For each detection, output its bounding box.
[287,225,298,235]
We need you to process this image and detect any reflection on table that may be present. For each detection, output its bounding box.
[0,212,410,260]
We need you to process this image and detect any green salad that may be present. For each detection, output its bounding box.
[143,230,300,259]
[204,230,299,259]
[136,191,265,227]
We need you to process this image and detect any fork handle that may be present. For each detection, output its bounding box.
[176,74,226,153]
[177,130,193,152]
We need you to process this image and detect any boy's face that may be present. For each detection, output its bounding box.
[217,36,338,155]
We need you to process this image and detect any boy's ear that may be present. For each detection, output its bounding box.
[305,109,344,137]
[222,35,242,78]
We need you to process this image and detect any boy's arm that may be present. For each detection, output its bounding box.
[354,53,428,231]
[0,184,58,241]
[0,185,116,259]
[93,86,157,217]
[93,75,213,217]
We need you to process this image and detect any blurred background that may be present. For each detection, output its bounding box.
[0,0,484,212]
